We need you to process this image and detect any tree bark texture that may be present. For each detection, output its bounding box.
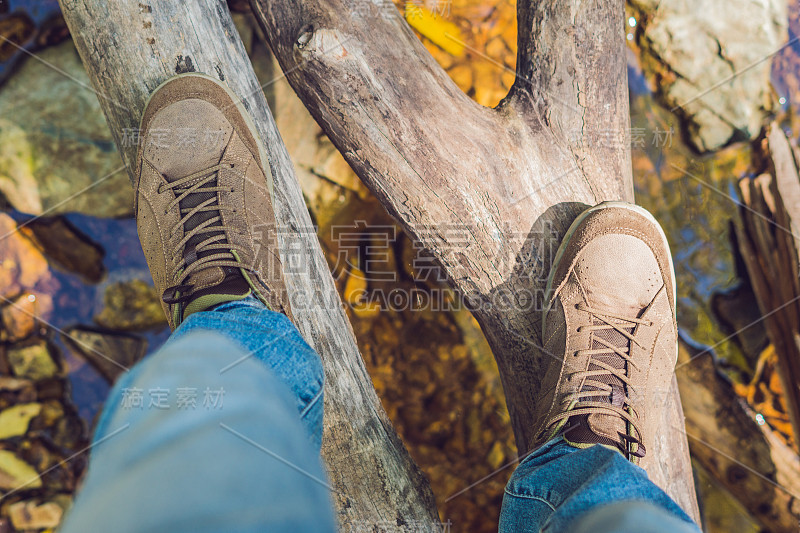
[735,124,800,454]
[251,0,700,520]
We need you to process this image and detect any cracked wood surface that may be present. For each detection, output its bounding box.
[251,0,700,521]
[736,124,800,453]
[58,0,439,529]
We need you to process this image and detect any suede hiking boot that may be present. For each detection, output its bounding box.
[135,73,289,330]
[534,201,677,464]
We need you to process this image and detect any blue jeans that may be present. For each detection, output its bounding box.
[500,438,700,533]
[59,297,335,533]
[60,297,700,533]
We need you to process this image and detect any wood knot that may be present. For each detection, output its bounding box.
[293,27,349,60]
[296,25,314,49]
[175,54,195,74]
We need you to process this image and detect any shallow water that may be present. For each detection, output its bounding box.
[6,211,171,422]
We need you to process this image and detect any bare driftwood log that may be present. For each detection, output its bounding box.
[57,0,438,528]
[676,339,800,532]
[251,0,700,519]
[735,124,800,453]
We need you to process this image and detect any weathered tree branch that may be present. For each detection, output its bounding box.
[514,0,633,188]
[251,0,698,520]
[735,124,800,453]
[57,0,438,529]
[677,338,800,531]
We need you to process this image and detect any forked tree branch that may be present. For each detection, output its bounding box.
[251,0,699,521]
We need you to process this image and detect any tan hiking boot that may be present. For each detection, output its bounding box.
[135,73,290,330]
[534,201,677,464]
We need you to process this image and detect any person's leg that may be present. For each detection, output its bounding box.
[168,296,325,448]
[571,501,699,533]
[60,297,336,533]
[499,202,701,532]
[499,437,699,533]
[60,70,336,532]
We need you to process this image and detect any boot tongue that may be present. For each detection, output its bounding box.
[161,134,248,318]
[182,267,251,320]
[564,319,633,453]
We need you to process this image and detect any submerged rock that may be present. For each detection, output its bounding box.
[0,449,40,491]
[0,213,54,301]
[7,341,59,381]
[1,292,52,342]
[0,40,130,217]
[631,0,788,152]
[7,499,63,530]
[0,403,41,439]
[1,294,37,342]
[62,327,147,383]
[0,376,34,395]
[28,400,86,453]
[26,216,106,283]
[0,0,68,85]
[0,377,37,415]
[94,279,167,332]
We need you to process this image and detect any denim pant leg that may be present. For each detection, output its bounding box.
[59,297,335,533]
[168,297,325,449]
[499,437,701,533]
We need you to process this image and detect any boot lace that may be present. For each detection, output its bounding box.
[159,163,252,304]
[544,302,652,458]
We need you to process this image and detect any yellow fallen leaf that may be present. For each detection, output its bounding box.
[344,266,381,317]
[404,5,465,56]
[487,440,505,470]
[344,266,368,305]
